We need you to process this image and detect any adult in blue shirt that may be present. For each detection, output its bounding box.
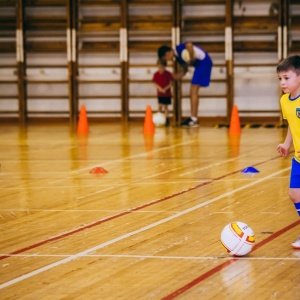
[158,42,213,127]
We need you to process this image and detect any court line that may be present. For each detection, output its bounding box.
[1,253,300,261]
[161,218,300,300]
[0,181,215,261]
[69,155,249,201]
[71,140,196,174]
[0,154,287,261]
[0,209,175,213]
[0,167,291,290]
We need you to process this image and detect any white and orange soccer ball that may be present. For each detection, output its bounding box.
[220,221,255,256]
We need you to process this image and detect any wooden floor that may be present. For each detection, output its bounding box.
[1,121,300,299]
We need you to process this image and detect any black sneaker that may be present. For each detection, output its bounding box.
[180,117,199,128]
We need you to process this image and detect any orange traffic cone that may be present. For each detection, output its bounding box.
[229,134,241,157]
[77,105,89,134]
[77,133,88,161]
[144,134,154,152]
[143,105,155,134]
[229,105,241,135]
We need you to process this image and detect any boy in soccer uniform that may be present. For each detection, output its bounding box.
[158,42,213,127]
[152,59,173,127]
[276,55,300,249]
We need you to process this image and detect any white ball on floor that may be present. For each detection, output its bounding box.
[153,112,166,127]
[220,221,255,256]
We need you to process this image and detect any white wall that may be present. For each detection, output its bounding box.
[0,1,290,120]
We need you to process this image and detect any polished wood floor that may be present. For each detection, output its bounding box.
[1,121,300,299]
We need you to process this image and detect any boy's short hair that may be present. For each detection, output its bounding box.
[157,45,172,59]
[277,55,300,75]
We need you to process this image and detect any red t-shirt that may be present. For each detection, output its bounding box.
[152,70,173,97]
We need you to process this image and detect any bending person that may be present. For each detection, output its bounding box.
[158,42,213,127]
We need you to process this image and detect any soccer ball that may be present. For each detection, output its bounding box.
[181,49,191,63]
[153,112,166,127]
[220,221,255,256]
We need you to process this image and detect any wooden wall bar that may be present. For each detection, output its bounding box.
[16,0,27,124]
[0,0,299,125]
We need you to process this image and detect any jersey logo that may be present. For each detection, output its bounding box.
[296,108,300,118]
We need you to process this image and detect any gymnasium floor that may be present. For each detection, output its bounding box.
[1,121,300,299]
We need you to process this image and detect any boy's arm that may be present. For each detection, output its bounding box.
[153,82,164,93]
[277,126,293,156]
[284,126,293,147]
[163,74,173,90]
[163,81,173,91]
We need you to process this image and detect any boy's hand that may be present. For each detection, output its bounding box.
[277,144,288,156]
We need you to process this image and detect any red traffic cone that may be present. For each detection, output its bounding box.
[90,167,108,174]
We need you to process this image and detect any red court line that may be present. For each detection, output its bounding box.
[0,180,209,261]
[0,155,284,261]
[161,219,300,300]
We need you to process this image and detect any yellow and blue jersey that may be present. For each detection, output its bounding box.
[280,93,300,162]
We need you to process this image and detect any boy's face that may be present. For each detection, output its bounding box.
[158,63,165,72]
[163,50,174,61]
[278,69,300,96]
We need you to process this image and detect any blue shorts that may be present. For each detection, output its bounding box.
[290,158,300,188]
[191,55,213,86]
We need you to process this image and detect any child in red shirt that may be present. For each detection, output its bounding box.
[152,59,173,127]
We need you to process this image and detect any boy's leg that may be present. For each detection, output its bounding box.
[291,191,300,249]
[289,189,300,205]
[162,104,170,127]
[289,158,300,249]
[162,104,168,116]
[158,103,163,113]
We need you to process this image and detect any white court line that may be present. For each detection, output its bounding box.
[179,155,248,177]
[0,166,290,290]
[0,141,195,191]
[211,212,234,214]
[1,254,300,261]
[73,155,250,201]
[72,156,247,201]
[71,140,195,174]
[0,209,166,213]
[0,181,209,191]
